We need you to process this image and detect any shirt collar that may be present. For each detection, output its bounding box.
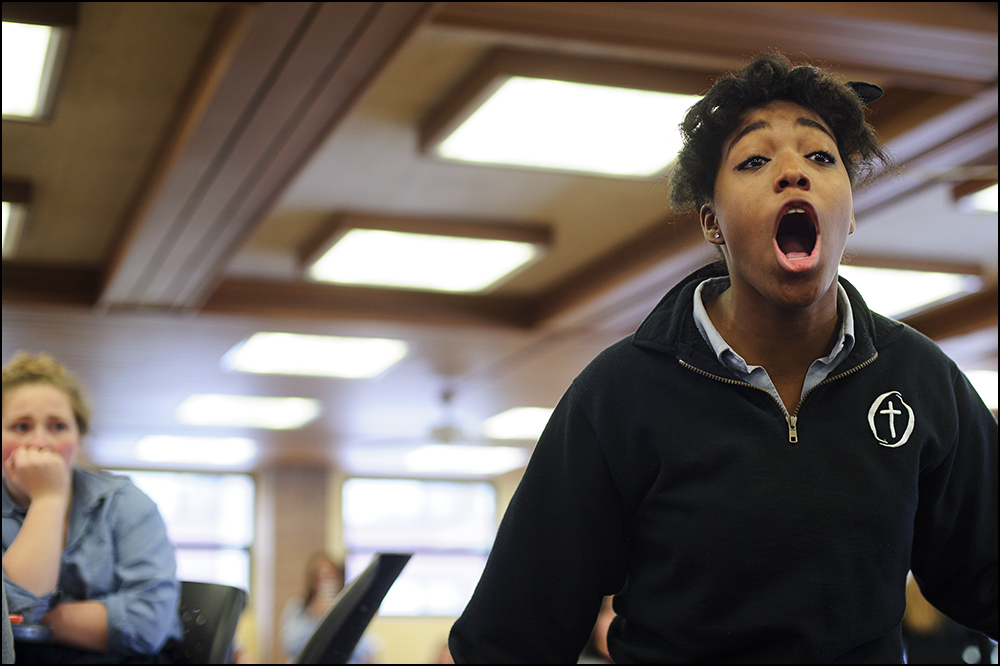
[2,467,116,519]
[692,276,856,374]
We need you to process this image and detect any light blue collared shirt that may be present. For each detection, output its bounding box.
[2,467,182,656]
[692,276,855,414]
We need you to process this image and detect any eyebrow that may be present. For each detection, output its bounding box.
[725,117,836,158]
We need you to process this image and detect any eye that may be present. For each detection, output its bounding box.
[7,421,31,434]
[808,151,837,165]
[736,155,770,171]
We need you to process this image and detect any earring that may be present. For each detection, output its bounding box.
[714,233,721,239]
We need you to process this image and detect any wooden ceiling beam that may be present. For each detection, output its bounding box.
[2,264,101,306]
[98,1,436,312]
[902,283,999,341]
[431,2,997,94]
[202,278,538,329]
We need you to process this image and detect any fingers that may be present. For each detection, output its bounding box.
[7,446,71,500]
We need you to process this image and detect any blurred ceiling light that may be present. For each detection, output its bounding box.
[175,394,320,430]
[405,444,529,476]
[135,436,256,466]
[223,332,408,378]
[2,3,76,120]
[309,229,539,292]
[965,370,998,411]
[302,213,552,293]
[2,22,55,116]
[420,50,707,178]
[483,407,554,440]
[956,182,998,214]
[433,77,699,177]
[837,265,982,319]
[2,180,31,259]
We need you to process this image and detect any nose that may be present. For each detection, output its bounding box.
[24,426,51,447]
[773,153,810,192]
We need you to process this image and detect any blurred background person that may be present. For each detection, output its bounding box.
[279,552,380,663]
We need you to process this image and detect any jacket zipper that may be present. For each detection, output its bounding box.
[678,352,879,443]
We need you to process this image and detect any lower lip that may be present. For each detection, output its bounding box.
[774,235,820,274]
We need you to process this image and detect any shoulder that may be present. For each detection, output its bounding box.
[73,468,160,520]
[74,467,146,498]
[280,596,308,620]
[874,315,961,376]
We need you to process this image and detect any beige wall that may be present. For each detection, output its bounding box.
[368,616,457,664]
[254,465,331,663]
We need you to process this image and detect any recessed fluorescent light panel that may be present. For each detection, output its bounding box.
[483,407,554,440]
[223,332,408,378]
[175,394,320,430]
[1,201,20,258]
[405,444,530,476]
[1,21,63,119]
[2,180,32,259]
[957,183,999,214]
[135,436,256,467]
[308,228,539,292]
[838,265,981,319]
[435,76,700,177]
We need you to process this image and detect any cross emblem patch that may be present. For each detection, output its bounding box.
[867,391,915,447]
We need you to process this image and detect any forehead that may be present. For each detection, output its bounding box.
[726,100,834,150]
[3,383,74,415]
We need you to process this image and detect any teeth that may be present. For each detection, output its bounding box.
[786,207,806,214]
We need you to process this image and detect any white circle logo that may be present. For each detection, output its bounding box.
[867,391,915,447]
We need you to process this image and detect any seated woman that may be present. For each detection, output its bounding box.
[279,552,380,664]
[2,352,182,663]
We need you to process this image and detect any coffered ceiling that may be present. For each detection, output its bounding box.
[3,2,997,474]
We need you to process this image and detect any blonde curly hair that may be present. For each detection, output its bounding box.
[2,352,91,435]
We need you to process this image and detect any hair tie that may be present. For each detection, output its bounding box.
[847,81,884,105]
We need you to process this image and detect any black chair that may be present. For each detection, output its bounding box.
[295,553,412,664]
[170,581,248,664]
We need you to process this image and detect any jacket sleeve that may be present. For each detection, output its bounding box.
[910,366,998,640]
[97,484,182,655]
[449,385,630,663]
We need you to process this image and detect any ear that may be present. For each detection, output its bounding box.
[849,212,856,235]
[700,204,724,244]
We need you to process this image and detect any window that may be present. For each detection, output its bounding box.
[118,470,255,591]
[342,478,496,616]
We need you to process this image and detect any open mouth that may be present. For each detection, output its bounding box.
[776,205,817,260]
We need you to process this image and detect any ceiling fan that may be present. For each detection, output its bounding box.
[339,389,532,477]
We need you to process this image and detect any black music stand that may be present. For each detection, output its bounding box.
[295,552,412,664]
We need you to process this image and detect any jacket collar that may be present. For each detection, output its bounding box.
[632,262,902,373]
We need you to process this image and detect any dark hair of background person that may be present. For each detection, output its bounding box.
[302,552,345,609]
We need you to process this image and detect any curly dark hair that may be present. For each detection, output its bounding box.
[668,53,891,213]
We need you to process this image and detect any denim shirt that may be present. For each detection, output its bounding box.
[2,467,182,655]
[693,276,856,414]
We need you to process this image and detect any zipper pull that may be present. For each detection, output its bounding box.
[786,414,798,443]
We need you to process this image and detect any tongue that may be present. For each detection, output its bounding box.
[778,233,811,259]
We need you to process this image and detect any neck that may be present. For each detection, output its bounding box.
[706,279,841,379]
